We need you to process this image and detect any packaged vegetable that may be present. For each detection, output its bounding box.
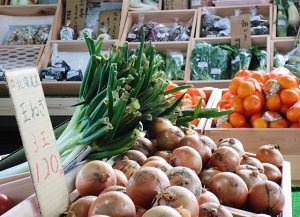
[250,7,269,35]
[165,50,185,80]
[10,0,37,5]
[60,20,75,40]
[230,47,252,77]
[0,65,4,82]
[249,46,268,73]
[97,26,111,41]
[126,14,145,42]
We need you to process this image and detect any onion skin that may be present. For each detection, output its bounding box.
[152,185,199,217]
[256,144,284,169]
[262,162,282,184]
[113,159,140,180]
[210,146,240,172]
[136,206,147,217]
[199,202,233,217]
[240,155,264,172]
[155,126,185,151]
[218,137,245,158]
[126,167,170,209]
[142,206,182,217]
[132,136,155,157]
[88,191,136,217]
[116,150,147,166]
[210,172,248,209]
[66,196,97,217]
[99,185,126,195]
[146,117,174,139]
[198,188,219,205]
[153,150,172,164]
[142,160,173,173]
[114,169,128,187]
[166,166,202,200]
[143,156,167,164]
[199,167,222,190]
[236,169,265,190]
[200,135,218,153]
[170,146,202,175]
[248,180,285,215]
[75,160,117,197]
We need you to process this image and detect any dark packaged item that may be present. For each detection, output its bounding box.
[0,66,4,81]
[66,69,83,81]
[41,67,63,81]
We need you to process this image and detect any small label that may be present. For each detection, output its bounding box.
[262,80,280,98]
[0,71,3,76]
[198,62,208,67]
[60,27,74,40]
[127,33,137,39]
[215,114,229,127]
[211,68,221,75]
[231,55,241,64]
[277,19,287,26]
[262,111,283,122]
[44,75,55,80]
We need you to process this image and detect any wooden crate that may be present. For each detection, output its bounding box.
[51,0,127,41]
[0,156,292,216]
[196,4,273,38]
[204,88,300,181]
[120,9,198,43]
[270,38,297,72]
[185,36,271,88]
[36,40,117,96]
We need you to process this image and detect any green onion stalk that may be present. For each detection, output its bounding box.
[0,29,232,177]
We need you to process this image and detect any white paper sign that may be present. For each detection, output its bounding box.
[5,67,69,217]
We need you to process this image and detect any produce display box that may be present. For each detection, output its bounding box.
[185,36,271,88]
[204,88,300,181]
[0,154,292,216]
[196,4,273,38]
[51,0,128,41]
[120,9,198,43]
[270,38,296,71]
[212,0,272,7]
[36,40,118,96]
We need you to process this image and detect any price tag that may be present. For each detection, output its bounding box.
[5,67,69,217]
[230,14,252,49]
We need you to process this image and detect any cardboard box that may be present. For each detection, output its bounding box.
[196,4,272,38]
[185,36,271,88]
[121,9,197,43]
[204,88,300,181]
[163,0,189,10]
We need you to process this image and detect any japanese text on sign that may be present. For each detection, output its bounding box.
[230,14,252,49]
[5,67,69,217]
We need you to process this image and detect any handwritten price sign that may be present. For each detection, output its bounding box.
[5,67,69,217]
[230,14,252,49]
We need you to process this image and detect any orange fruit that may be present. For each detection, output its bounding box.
[234,68,252,78]
[229,112,247,128]
[250,111,263,125]
[250,70,264,84]
[269,119,289,128]
[229,77,244,95]
[265,94,281,111]
[243,95,262,115]
[237,81,256,99]
[252,117,269,128]
[279,103,291,115]
[229,96,245,114]
[253,91,266,107]
[221,91,232,100]
[217,99,230,109]
[290,123,300,128]
[190,118,200,127]
[187,88,207,101]
[280,89,300,106]
[276,74,298,89]
[263,72,271,83]
[217,121,233,128]
[286,106,300,123]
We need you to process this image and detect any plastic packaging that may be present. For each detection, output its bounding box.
[165,50,185,80]
[60,20,75,40]
[10,0,37,5]
[97,26,111,41]
[250,7,269,35]
[126,14,145,42]
[0,65,4,82]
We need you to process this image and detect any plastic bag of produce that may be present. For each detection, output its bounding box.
[165,50,185,80]
[10,0,37,5]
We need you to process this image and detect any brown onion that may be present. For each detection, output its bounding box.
[199,202,233,217]
[143,156,167,164]
[142,205,181,217]
[166,166,202,200]
[198,188,219,205]
[115,150,147,165]
[218,137,245,157]
[114,169,128,187]
[178,134,212,166]
[170,146,202,175]
[210,172,248,209]
[256,144,284,169]
[66,196,97,217]
[132,136,155,157]
[146,117,174,139]
[240,155,264,171]
[262,162,282,184]
[126,167,170,209]
[75,160,117,197]
[113,159,140,179]
[88,191,135,217]
[136,206,147,217]
[155,126,185,151]
[153,150,172,164]
[200,135,218,153]
[248,180,285,215]
[142,160,172,173]
[152,185,199,217]
[199,167,222,189]
[99,185,126,195]
[236,169,265,190]
[210,146,240,172]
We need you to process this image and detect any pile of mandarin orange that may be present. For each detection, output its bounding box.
[215,67,300,128]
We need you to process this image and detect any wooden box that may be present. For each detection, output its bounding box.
[0,155,292,216]
[121,9,197,43]
[204,88,300,181]
[184,36,271,88]
[196,4,273,38]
